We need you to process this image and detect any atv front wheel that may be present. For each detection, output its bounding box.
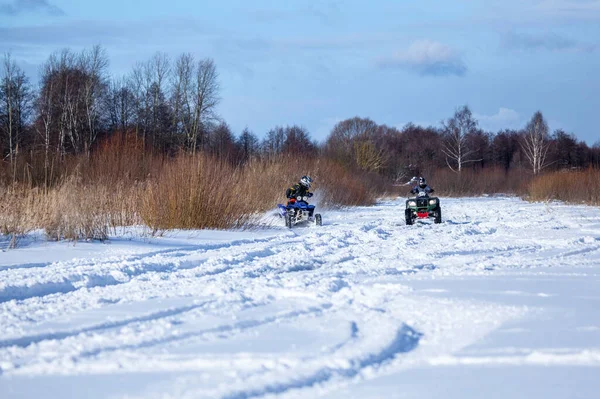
[285,213,293,228]
[315,214,322,226]
[405,209,414,225]
[434,207,442,224]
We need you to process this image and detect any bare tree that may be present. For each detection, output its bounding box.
[262,126,286,158]
[171,53,194,147]
[35,47,108,157]
[326,117,378,165]
[148,53,170,150]
[208,121,237,162]
[190,58,219,153]
[441,105,481,173]
[237,127,259,163]
[282,125,315,155]
[397,123,443,178]
[80,45,109,155]
[492,129,520,171]
[1,53,33,180]
[521,111,551,175]
[549,129,580,169]
[36,60,55,189]
[129,53,171,150]
[106,76,136,133]
[353,141,387,172]
[169,55,219,153]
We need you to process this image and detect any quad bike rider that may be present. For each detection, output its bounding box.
[278,176,322,228]
[410,176,435,196]
[405,176,442,225]
[286,176,314,213]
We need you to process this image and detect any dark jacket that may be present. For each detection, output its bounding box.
[286,183,313,200]
[410,185,434,196]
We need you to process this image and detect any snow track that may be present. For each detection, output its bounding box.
[1,197,600,398]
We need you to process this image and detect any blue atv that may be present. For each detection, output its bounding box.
[278,196,323,228]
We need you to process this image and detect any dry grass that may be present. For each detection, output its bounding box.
[240,156,387,209]
[426,167,531,197]
[41,178,144,241]
[140,155,252,232]
[0,185,43,248]
[0,150,388,246]
[0,180,143,244]
[5,150,597,248]
[528,168,600,205]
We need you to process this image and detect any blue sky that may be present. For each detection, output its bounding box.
[1,0,599,143]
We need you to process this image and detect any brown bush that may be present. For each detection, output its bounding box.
[140,155,253,232]
[425,167,531,197]
[0,151,390,246]
[528,168,600,205]
[240,156,387,209]
[41,178,146,241]
[0,186,42,248]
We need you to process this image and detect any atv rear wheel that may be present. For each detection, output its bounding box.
[405,209,414,225]
[434,207,442,224]
[315,214,322,226]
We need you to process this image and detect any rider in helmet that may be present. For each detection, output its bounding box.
[286,176,313,203]
[410,176,434,196]
[286,176,314,214]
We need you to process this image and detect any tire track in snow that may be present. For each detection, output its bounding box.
[0,221,404,371]
[1,221,399,334]
[3,303,333,373]
[0,235,292,304]
[79,304,332,359]
[0,299,214,349]
[222,324,422,399]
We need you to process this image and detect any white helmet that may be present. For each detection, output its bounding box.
[300,175,313,188]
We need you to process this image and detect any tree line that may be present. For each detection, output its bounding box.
[1,46,599,187]
[326,107,600,182]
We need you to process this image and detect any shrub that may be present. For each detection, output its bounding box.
[0,152,391,246]
[425,167,530,197]
[528,168,600,205]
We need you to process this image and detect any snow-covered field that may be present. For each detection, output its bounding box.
[1,197,600,399]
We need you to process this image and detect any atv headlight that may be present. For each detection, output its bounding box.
[302,196,308,201]
[408,201,417,207]
[429,199,437,205]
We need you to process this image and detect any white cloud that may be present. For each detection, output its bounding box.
[378,40,467,77]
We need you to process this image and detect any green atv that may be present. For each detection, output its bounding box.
[405,194,442,225]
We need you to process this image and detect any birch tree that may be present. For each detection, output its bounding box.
[441,105,480,173]
[130,53,171,150]
[171,53,194,147]
[521,111,551,175]
[36,47,108,157]
[189,58,219,153]
[80,45,109,155]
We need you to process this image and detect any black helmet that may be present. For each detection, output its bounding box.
[299,175,313,188]
[418,177,427,187]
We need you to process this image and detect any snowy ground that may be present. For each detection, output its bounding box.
[1,197,600,399]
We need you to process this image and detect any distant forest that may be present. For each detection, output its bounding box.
[1,45,600,187]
